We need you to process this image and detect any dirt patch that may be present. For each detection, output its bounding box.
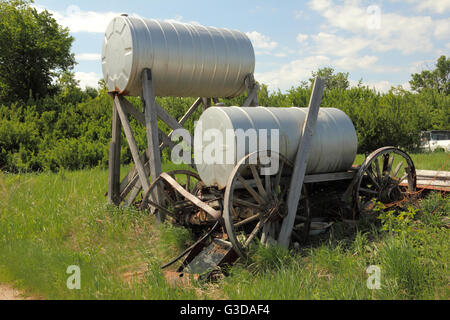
[0,284,36,300]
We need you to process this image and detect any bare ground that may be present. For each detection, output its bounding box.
[0,284,36,300]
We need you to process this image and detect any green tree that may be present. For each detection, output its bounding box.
[410,55,449,95]
[310,67,350,90]
[0,0,75,103]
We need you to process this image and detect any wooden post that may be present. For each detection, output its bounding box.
[115,97,201,206]
[201,98,211,111]
[243,74,259,107]
[142,69,164,223]
[108,95,122,205]
[115,96,151,193]
[107,72,258,208]
[278,77,325,248]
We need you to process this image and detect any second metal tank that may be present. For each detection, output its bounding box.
[194,107,358,189]
[102,16,255,98]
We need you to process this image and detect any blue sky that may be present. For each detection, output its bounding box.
[32,0,449,92]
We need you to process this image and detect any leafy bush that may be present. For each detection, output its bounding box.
[0,79,448,172]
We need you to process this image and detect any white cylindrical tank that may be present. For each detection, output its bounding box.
[194,107,358,188]
[101,16,255,98]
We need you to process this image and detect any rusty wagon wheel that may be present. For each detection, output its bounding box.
[223,151,297,259]
[354,147,416,213]
[140,170,204,224]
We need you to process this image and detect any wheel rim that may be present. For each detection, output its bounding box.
[141,170,203,224]
[223,151,293,259]
[355,147,416,212]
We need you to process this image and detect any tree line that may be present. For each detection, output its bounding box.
[0,0,448,172]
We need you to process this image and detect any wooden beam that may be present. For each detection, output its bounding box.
[278,77,325,248]
[243,88,258,107]
[142,69,164,222]
[201,97,211,111]
[120,152,149,201]
[114,95,150,193]
[117,97,201,205]
[243,74,258,106]
[179,98,202,126]
[108,97,122,205]
[303,171,355,183]
[119,96,176,150]
[155,103,184,131]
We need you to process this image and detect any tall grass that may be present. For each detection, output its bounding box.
[0,158,448,300]
[0,166,198,299]
[354,151,450,171]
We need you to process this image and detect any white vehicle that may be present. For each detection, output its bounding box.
[420,130,450,152]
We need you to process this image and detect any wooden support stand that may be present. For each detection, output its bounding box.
[243,74,259,107]
[107,70,258,217]
[107,95,122,205]
[278,77,325,248]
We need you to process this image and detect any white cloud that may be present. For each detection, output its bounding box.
[311,32,369,57]
[163,14,201,26]
[294,10,307,19]
[296,33,309,43]
[246,31,278,50]
[349,79,412,93]
[408,59,436,73]
[75,53,101,62]
[308,0,449,55]
[416,0,450,14]
[334,55,377,70]
[246,31,290,57]
[434,19,450,39]
[255,55,331,91]
[32,5,123,33]
[34,4,205,33]
[363,80,393,93]
[391,0,450,14]
[75,72,101,89]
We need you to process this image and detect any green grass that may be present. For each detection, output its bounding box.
[0,156,448,300]
[354,151,450,171]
